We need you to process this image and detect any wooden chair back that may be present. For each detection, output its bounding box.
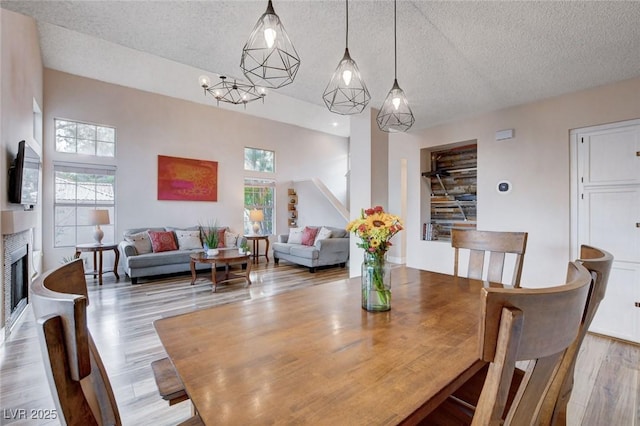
[452,229,528,286]
[472,261,592,425]
[30,259,121,426]
[539,245,614,425]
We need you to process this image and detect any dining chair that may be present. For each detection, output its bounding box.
[424,260,592,425]
[539,245,613,425]
[30,259,202,426]
[452,229,528,287]
[443,245,614,425]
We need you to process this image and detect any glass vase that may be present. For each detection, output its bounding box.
[361,252,391,312]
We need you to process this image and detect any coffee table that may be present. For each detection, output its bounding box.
[189,250,251,292]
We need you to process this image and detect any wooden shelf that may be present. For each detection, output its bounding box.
[424,144,477,241]
[287,189,297,228]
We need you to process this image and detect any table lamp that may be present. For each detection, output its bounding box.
[249,209,264,235]
[89,209,110,244]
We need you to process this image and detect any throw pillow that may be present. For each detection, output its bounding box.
[314,226,333,245]
[216,228,226,248]
[148,230,178,253]
[175,230,202,250]
[301,227,319,246]
[288,227,304,244]
[224,231,239,248]
[124,231,153,254]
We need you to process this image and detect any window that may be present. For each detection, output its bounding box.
[54,163,116,247]
[244,178,275,235]
[244,147,275,172]
[55,118,115,157]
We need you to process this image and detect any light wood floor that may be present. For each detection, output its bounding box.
[0,261,638,425]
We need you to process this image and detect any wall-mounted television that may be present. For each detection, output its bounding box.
[8,140,40,208]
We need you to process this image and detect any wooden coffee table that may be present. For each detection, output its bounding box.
[189,250,251,292]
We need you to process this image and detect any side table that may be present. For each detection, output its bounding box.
[74,243,120,285]
[244,235,270,264]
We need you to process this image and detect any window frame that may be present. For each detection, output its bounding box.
[243,178,276,236]
[53,162,117,248]
[244,147,275,173]
[54,118,116,157]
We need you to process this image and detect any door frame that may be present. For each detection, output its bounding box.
[569,118,640,259]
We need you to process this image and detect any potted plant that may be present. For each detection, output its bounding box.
[239,241,250,255]
[201,222,219,256]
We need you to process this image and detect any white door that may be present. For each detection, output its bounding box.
[573,119,640,344]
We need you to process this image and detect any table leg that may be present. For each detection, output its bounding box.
[211,263,218,293]
[98,250,104,285]
[112,247,120,280]
[190,259,197,285]
[245,258,252,286]
[92,251,97,279]
[252,239,259,264]
[264,237,269,263]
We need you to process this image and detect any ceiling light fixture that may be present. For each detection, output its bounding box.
[240,0,300,89]
[198,75,267,108]
[376,0,414,133]
[322,0,370,115]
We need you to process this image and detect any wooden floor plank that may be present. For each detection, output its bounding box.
[1,261,638,425]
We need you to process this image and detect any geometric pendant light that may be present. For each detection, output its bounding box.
[322,0,371,115]
[240,0,301,89]
[376,0,415,132]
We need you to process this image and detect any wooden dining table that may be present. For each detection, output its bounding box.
[153,267,492,425]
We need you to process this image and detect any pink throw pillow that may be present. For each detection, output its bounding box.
[148,230,178,253]
[216,229,226,248]
[301,227,319,246]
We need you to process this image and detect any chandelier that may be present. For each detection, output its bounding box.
[376,0,414,132]
[198,75,267,107]
[240,0,300,89]
[322,0,370,115]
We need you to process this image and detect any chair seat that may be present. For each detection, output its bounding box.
[178,414,204,426]
[151,357,188,406]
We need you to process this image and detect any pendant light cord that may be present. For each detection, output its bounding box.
[345,0,349,48]
[394,0,397,79]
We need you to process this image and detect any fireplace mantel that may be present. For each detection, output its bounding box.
[1,210,36,235]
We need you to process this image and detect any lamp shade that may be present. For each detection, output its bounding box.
[249,209,264,222]
[89,209,110,225]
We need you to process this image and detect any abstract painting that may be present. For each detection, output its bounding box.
[157,155,218,201]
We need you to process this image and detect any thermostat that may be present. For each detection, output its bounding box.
[497,180,511,194]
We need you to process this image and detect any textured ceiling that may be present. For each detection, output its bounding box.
[3,0,640,136]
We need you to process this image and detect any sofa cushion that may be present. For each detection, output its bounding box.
[272,242,292,255]
[124,231,153,254]
[314,226,333,244]
[224,231,239,248]
[148,230,178,252]
[288,227,304,244]
[175,230,202,250]
[127,249,198,268]
[290,245,319,260]
[327,227,348,238]
[301,227,318,246]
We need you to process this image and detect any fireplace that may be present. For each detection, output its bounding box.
[3,227,33,339]
[9,245,29,326]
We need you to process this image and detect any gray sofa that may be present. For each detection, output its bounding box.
[272,226,349,272]
[119,226,246,284]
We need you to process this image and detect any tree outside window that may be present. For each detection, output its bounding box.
[244,147,275,172]
[244,178,275,235]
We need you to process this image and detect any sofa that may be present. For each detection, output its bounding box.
[272,226,349,272]
[119,226,246,284]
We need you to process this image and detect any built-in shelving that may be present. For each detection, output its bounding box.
[287,189,298,228]
[421,143,477,241]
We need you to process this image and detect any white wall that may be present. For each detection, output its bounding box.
[390,76,640,287]
[42,70,348,271]
[0,10,43,331]
[291,180,347,232]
